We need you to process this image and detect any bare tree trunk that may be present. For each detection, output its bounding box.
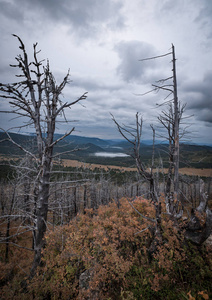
[5,184,16,262]
[185,180,212,244]
[112,44,212,253]
[0,35,87,277]
[172,44,180,204]
[112,113,162,254]
[31,149,52,276]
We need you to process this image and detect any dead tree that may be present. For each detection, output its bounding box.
[139,44,183,217]
[150,45,212,243]
[0,35,87,276]
[112,44,212,247]
[0,156,36,262]
[185,179,212,244]
[112,113,162,253]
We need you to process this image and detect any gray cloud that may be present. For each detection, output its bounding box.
[0,1,24,21]
[158,0,186,15]
[115,41,157,83]
[0,0,211,143]
[0,0,125,38]
[70,76,123,93]
[195,0,212,38]
[198,110,212,123]
[183,71,212,123]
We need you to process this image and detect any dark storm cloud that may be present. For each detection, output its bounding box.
[183,71,212,123]
[115,41,157,83]
[0,0,125,38]
[197,110,212,123]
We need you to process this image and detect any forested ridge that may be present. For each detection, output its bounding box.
[0,131,212,169]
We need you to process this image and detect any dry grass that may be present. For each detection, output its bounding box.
[62,159,212,177]
[1,155,211,177]
[62,159,136,171]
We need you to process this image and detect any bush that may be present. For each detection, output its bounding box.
[1,197,211,299]
[28,197,211,299]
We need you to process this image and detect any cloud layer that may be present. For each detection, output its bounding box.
[0,0,211,144]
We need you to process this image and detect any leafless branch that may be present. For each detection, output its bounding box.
[139,52,172,62]
[50,128,75,148]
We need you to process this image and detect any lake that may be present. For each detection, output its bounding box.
[94,152,130,158]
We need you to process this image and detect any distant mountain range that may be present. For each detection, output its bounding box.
[0,132,212,169]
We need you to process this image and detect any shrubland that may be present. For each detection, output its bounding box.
[1,197,211,299]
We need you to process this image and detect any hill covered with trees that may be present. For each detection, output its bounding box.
[1,132,212,169]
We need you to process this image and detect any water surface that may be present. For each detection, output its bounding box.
[94,152,129,158]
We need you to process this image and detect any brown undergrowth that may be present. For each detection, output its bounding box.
[0,220,34,298]
[0,198,211,299]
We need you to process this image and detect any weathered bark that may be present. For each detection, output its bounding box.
[172,44,180,202]
[5,185,16,262]
[112,113,162,254]
[0,35,87,277]
[185,180,212,245]
[31,147,53,276]
[113,44,211,252]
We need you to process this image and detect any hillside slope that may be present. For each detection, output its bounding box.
[0,132,211,168]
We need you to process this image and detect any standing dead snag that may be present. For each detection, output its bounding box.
[111,113,163,253]
[154,45,185,218]
[140,45,188,220]
[0,35,87,276]
[151,46,212,243]
[185,179,212,245]
[112,44,212,249]
[172,44,180,203]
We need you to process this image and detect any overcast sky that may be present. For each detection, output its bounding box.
[0,0,212,144]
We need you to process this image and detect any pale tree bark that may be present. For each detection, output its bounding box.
[112,113,162,254]
[154,46,212,243]
[172,44,180,203]
[148,45,184,218]
[112,44,212,249]
[0,156,36,262]
[0,35,87,276]
[185,179,212,244]
[152,45,212,243]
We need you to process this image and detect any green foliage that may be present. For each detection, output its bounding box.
[1,132,212,169]
[0,162,15,181]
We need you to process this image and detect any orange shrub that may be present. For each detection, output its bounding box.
[27,197,211,299]
[29,198,152,298]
